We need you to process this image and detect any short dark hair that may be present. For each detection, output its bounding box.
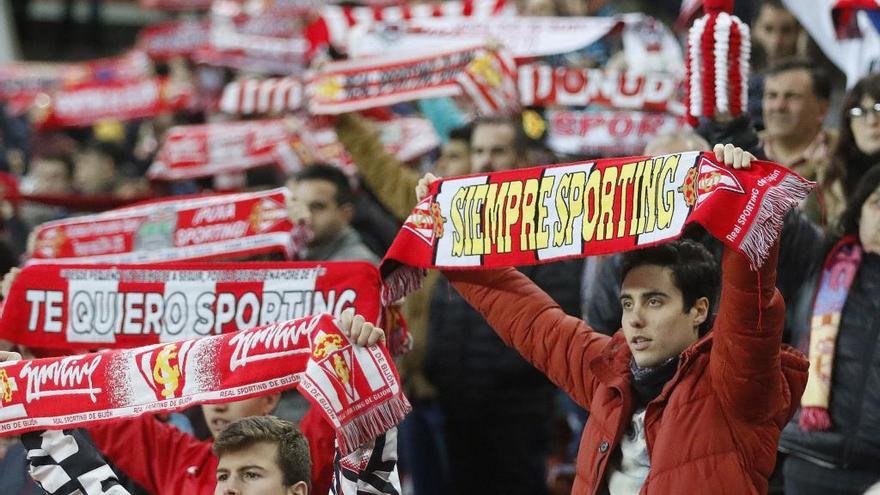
[621,240,720,335]
[292,163,354,206]
[448,124,473,145]
[764,58,832,101]
[213,416,312,488]
[471,115,530,157]
[758,0,790,15]
[840,164,880,236]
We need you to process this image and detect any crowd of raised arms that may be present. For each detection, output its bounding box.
[0,0,880,494]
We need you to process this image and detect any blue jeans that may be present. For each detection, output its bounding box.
[398,400,452,495]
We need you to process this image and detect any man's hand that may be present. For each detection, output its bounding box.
[337,308,386,347]
[713,143,755,170]
[415,173,441,202]
[1,267,20,300]
[0,350,22,363]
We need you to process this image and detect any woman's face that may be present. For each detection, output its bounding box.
[850,96,880,155]
[860,185,880,254]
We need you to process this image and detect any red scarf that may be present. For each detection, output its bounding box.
[0,313,409,455]
[32,77,193,130]
[28,189,300,264]
[147,119,301,181]
[0,261,381,351]
[307,43,518,117]
[380,152,812,303]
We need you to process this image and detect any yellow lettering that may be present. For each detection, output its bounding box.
[484,183,505,253]
[616,162,637,237]
[656,155,678,230]
[581,170,602,242]
[554,174,572,247]
[629,160,646,235]
[501,181,522,253]
[520,179,540,251]
[597,167,618,240]
[450,187,467,256]
[536,177,554,249]
[468,184,489,255]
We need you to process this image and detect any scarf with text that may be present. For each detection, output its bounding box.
[31,77,193,130]
[799,236,863,431]
[544,109,690,157]
[307,43,518,117]
[147,119,301,181]
[0,313,409,454]
[518,65,685,115]
[0,261,381,351]
[380,152,812,303]
[136,19,210,60]
[28,188,301,264]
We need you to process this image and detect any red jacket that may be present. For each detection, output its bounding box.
[445,245,809,494]
[89,408,335,495]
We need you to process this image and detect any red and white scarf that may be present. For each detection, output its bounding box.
[0,261,381,351]
[32,77,193,130]
[28,189,299,264]
[380,152,812,303]
[305,0,512,56]
[219,77,305,115]
[139,0,212,10]
[307,43,518,116]
[136,19,211,60]
[519,64,685,115]
[0,313,409,455]
[147,119,301,181]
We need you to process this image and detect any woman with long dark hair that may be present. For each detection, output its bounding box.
[780,164,880,494]
[823,74,880,225]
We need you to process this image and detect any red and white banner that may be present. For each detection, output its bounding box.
[348,16,621,60]
[546,110,690,156]
[0,51,150,105]
[137,20,211,60]
[378,117,441,162]
[148,119,299,181]
[0,313,409,455]
[307,43,518,116]
[518,64,685,114]
[305,0,512,55]
[0,262,380,350]
[28,189,297,264]
[219,77,304,115]
[139,0,212,10]
[32,77,193,130]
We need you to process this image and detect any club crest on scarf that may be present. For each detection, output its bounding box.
[34,227,67,258]
[137,341,193,400]
[312,332,358,402]
[249,196,288,233]
[0,367,27,424]
[402,196,445,246]
[0,369,18,404]
[679,155,745,207]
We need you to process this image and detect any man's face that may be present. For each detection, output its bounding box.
[763,69,827,143]
[215,441,305,495]
[752,5,800,64]
[202,396,278,439]
[286,179,351,246]
[28,159,71,194]
[470,122,519,173]
[860,185,880,254]
[620,265,706,367]
[74,150,116,194]
[437,139,471,177]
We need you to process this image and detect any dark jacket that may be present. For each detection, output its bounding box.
[425,260,583,416]
[445,245,808,494]
[586,209,824,343]
[779,247,880,471]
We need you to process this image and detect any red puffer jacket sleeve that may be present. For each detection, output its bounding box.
[89,415,217,494]
[443,268,610,410]
[710,241,797,423]
[300,406,336,495]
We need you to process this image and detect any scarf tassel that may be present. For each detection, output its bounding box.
[337,393,412,456]
[381,266,425,306]
[739,174,813,268]
[799,406,832,432]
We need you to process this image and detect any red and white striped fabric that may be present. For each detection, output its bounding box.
[684,0,749,125]
[676,0,704,29]
[832,0,880,38]
[305,0,513,56]
[219,77,304,115]
[456,47,520,116]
